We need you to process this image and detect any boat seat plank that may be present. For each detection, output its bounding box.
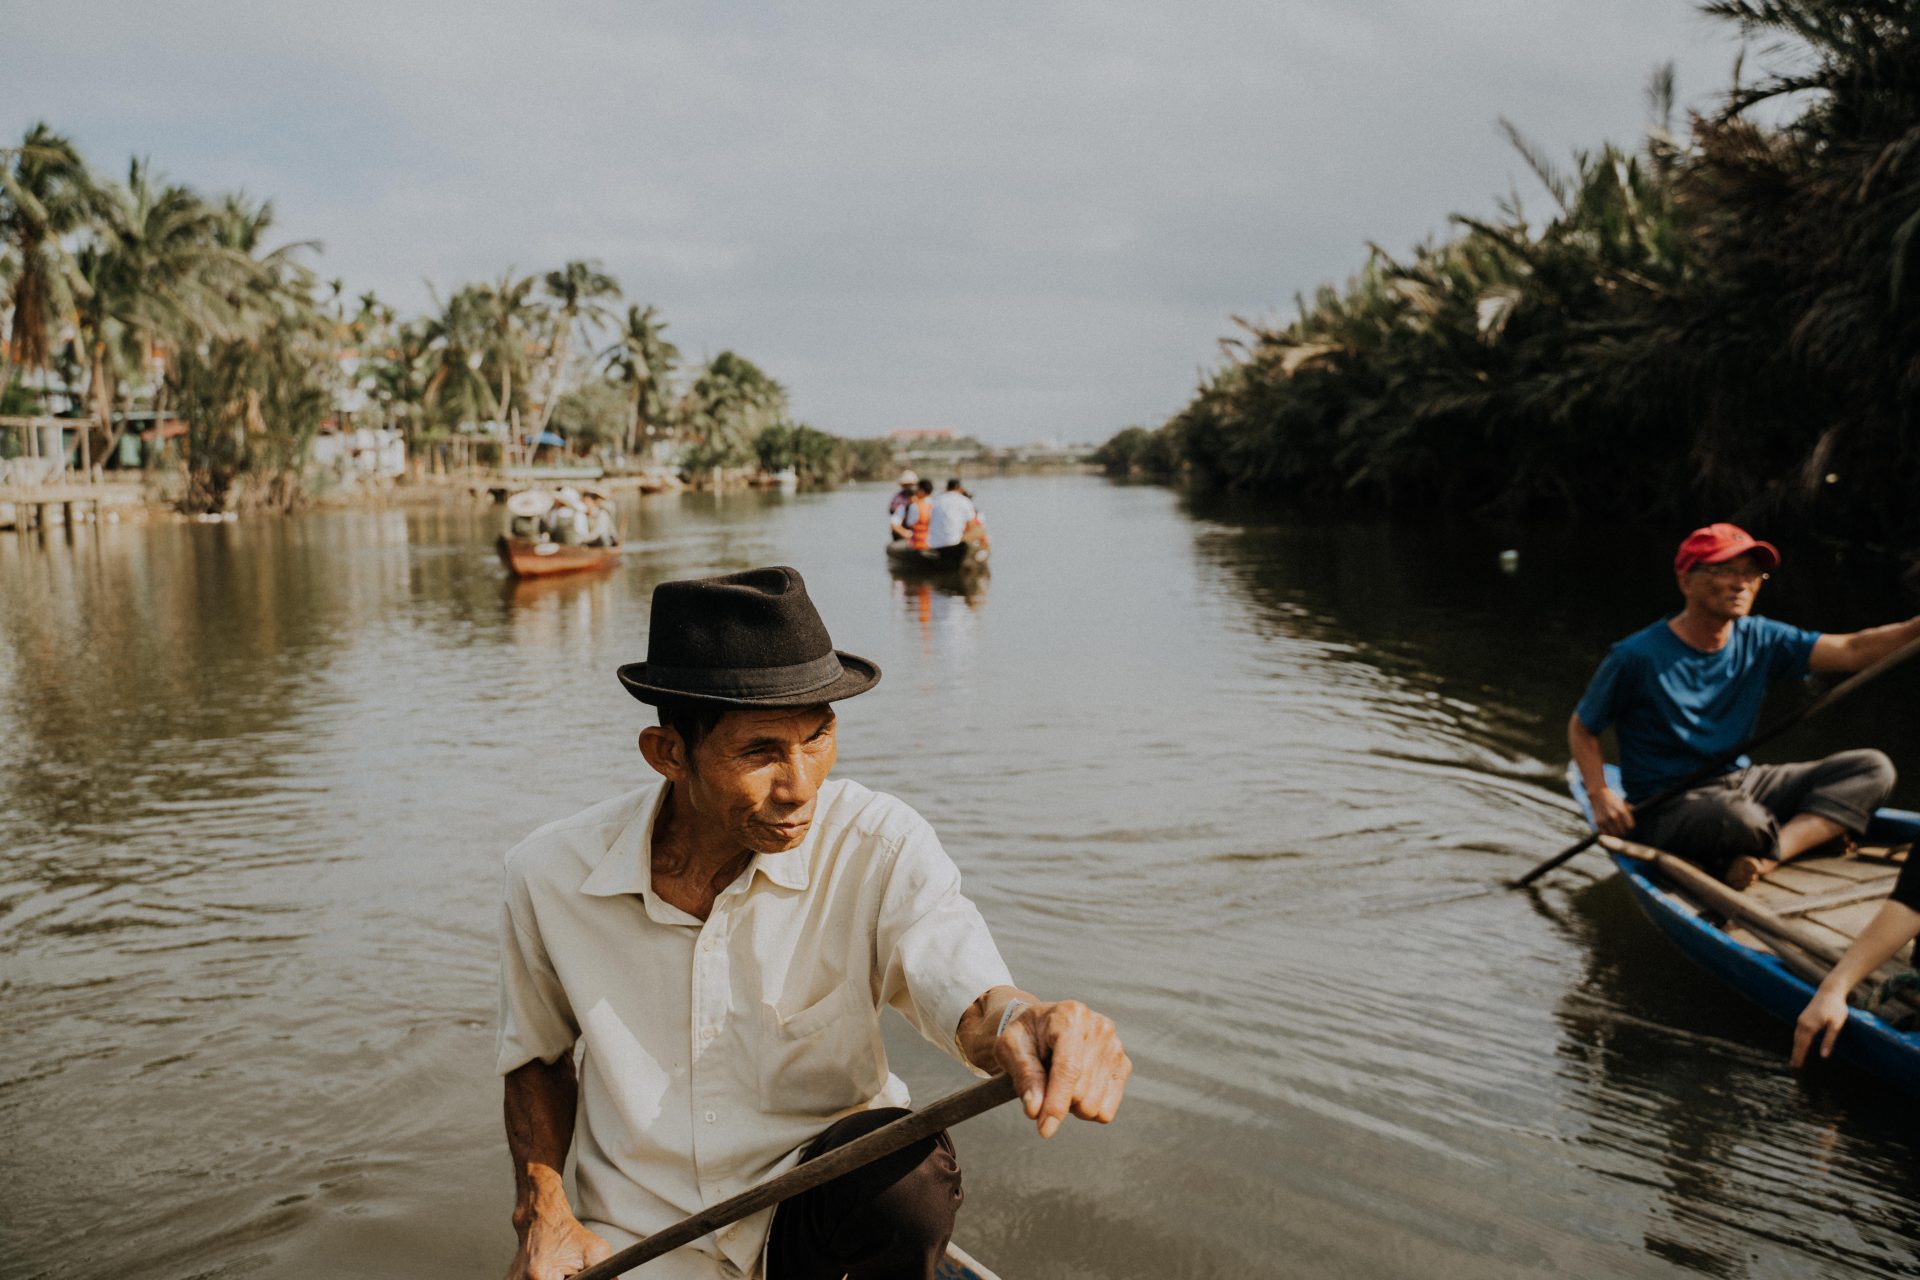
[1768,877,1899,918]
[1797,916,1859,953]
[1762,864,1858,894]
[1817,851,1908,879]
[1807,900,1896,942]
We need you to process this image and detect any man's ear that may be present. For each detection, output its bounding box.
[639,725,690,781]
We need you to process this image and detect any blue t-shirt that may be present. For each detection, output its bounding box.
[1574,614,1821,804]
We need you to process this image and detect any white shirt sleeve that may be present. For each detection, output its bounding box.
[496,877,581,1075]
[874,818,1014,1071]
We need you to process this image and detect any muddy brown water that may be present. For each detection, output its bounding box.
[4,475,1919,1278]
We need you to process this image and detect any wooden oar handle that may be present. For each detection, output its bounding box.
[570,1073,1019,1280]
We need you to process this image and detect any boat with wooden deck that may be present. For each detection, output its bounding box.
[1573,765,1920,1088]
[496,534,623,579]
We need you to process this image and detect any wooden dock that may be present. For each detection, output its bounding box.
[1,481,143,533]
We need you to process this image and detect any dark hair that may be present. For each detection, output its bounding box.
[946,478,963,491]
[656,698,727,755]
[916,478,934,494]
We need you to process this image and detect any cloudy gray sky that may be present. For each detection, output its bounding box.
[5,2,1747,444]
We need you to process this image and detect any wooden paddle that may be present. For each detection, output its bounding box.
[1510,630,1920,889]
[568,1073,1019,1280]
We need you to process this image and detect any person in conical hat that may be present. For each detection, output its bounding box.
[886,469,918,540]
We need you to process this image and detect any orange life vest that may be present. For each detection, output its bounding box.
[909,499,931,549]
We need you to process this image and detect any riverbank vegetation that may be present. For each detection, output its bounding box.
[0,130,893,510]
[1099,1,1920,553]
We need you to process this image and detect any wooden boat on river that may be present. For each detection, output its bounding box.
[496,534,623,579]
[1573,765,1920,1089]
[886,537,990,580]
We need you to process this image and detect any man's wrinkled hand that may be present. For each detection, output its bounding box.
[505,1211,612,1280]
[1592,786,1635,838]
[994,999,1132,1139]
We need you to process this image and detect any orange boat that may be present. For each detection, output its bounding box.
[496,534,623,579]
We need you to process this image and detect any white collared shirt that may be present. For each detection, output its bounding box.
[497,777,1012,1279]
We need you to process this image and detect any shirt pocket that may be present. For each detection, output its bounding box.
[756,979,886,1116]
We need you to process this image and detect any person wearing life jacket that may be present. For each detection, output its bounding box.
[890,478,934,548]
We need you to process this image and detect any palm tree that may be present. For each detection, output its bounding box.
[678,351,788,471]
[598,303,680,455]
[170,193,329,511]
[531,259,620,436]
[420,283,501,433]
[0,123,99,410]
[73,159,241,466]
[479,270,541,427]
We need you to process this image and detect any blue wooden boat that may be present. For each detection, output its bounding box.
[1571,765,1920,1088]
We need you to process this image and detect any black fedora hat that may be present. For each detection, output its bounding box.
[617,566,881,708]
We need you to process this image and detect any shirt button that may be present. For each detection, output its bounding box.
[701,1026,716,1042]
[704,1110,717,1124]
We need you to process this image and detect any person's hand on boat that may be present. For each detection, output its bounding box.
[1791,981,1851,1068]
[1591,784,1635,837]
[991,997,1132,1139]
[505,1205,612,1280]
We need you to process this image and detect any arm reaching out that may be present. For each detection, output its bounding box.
[957,986,1132,1139]
[1791,899,1920,1068]
[1810,615,1920,674]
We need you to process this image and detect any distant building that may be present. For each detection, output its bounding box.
[887,427,956,443]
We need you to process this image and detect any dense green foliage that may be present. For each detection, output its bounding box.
[1105,1,1920,548]
[1,129,884,507]
[750,424,898,485]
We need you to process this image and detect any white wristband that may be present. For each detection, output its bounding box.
[995,999,1030,1040]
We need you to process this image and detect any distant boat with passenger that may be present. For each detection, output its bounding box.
[497,535,623,578]
[886,534,990,579]
[498,487,624,579]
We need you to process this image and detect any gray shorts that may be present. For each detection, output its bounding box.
[1638,748,1896,872]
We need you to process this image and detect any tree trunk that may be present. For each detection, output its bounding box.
[628,382,642,457]
[97,380,137,472]
[532,318,571,437]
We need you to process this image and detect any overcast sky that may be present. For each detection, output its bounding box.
[5,2,1749,444]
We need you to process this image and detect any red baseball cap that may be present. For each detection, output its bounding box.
[1673,523,1780,575]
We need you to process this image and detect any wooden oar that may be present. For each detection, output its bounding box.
[569,1074,1019,1280]
[1510,630,1920,889]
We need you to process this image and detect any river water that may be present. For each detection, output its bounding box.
[3,474,1918,1279]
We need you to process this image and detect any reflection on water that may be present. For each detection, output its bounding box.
[3,476,1919,1279]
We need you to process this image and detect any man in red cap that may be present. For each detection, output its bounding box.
[1570,523,1920,888]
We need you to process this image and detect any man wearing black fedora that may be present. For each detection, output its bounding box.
[497,566,1131,1280]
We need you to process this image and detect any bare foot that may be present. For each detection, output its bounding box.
[1723,855,1777,890]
